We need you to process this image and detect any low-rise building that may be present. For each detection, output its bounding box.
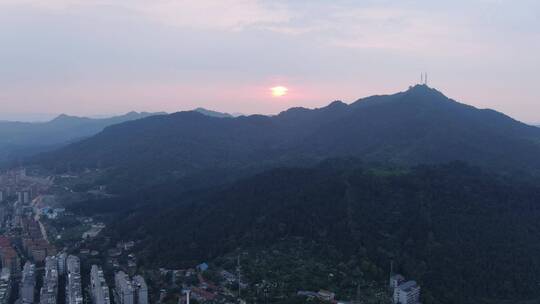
[317,290,335,301]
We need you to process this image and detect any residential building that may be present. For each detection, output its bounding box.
[20,262,36,304]
[40,256,59,304]
[133,276,148,304]
[0,269,11,304]
[91,265,111,304]
[393,281,421,304]
[115,271,134,304]
[66,255,83,304]
[57,253,67,275]
[114,271,149,304]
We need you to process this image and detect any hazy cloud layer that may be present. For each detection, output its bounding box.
[0,0,539,121]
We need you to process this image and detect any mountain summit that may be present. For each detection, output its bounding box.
[34,86,540,190]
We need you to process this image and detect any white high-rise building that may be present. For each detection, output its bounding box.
[115,271,134,304]
[20,262,36,304]
[66,256,80,275]
[114,272,149,304]
[57,253,67,275]
[40,256,59,304]
[133,276,148,304]
[91,265,111,304]
[393,281,420,304]
[66,255,83,304]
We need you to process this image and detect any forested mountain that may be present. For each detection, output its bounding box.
[0,111,162,162]
[75,160,540,304]
[35,85,540,191]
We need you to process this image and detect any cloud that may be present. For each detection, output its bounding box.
[137,0,291,31]
[0,0,292,30]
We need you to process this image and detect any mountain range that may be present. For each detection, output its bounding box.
[0,111,162,163]
[35,84,540,191]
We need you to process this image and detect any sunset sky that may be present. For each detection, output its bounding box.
[1,0,539,122]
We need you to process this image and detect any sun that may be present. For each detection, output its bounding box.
[271,86,288,97]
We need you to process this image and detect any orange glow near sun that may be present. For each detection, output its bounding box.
[271,86,288,97]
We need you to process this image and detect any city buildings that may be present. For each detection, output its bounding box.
[20,262,36,304]
[0,206,7,229]
[21,218,56,263]
[66,255,83,304]
[0,269,11,304]
[17,191,31,204]
[23,238,55,263]
[91,265,111,304]
[0,236,20,276]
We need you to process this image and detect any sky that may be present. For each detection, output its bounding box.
[0,0,539,122]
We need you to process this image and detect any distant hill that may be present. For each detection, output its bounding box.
[35,85,540,191]
[0,111,163,163]
[194,107,234,118]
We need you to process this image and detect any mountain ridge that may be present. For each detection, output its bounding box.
[193,107,238,118]
[33,85,540,191]
[0,111,164,163]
